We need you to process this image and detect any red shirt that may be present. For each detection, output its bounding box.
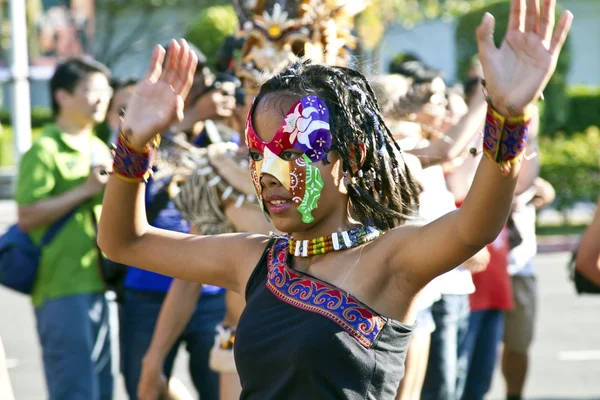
[469,227,514,312]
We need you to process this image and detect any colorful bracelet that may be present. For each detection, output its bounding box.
[482,104,530,175]
[112,125,161,183]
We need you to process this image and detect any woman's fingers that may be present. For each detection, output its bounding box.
[144,45,166,82]
[176,39,190,90]
[160,39,180,86]
[179,48,198,100]
[172,39,196,98]
[508,0,525,32]
[524,0,540,33]
[476,13,497,58]
[549,10,573,56]
[538,0,555,45]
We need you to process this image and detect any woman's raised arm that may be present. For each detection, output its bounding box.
[97,40,269,293]
[385,0,573,286]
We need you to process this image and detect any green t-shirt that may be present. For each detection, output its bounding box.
[15,124,111,307]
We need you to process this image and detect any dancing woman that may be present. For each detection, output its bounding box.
[99,1,571,397]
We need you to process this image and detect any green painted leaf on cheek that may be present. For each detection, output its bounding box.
[297,154,324,224]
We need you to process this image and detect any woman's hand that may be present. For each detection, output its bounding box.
[477,0,572,116]
[123,39,198,149]
[137,355,168,400]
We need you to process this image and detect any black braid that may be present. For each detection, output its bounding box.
[254,60,419,230]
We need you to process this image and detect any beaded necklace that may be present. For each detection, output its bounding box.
[286,226,383,257]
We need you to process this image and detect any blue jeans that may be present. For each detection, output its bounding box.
[457,310,505,400]
[421,294,470,400]
[35,293,113,400]
[120,288,226,400]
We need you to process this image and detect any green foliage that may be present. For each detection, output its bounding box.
[362,0,498,29]
[540,127,600,209]
[357,0,498,51]
[0,107,53,128]
[455,0,571,134]
[356,6,386,51]
[0,126,44,167]
[95,0,228,67]
[558,86,600,135]
[97,0,224,9]
[0,123,108,167]
[184,5,238,69]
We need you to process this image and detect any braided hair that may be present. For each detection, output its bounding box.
[254,60,420,230]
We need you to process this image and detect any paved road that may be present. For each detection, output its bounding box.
[1,200,599,400]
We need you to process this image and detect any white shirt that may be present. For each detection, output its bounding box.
[508,188,538,276]
[416,164,476,297]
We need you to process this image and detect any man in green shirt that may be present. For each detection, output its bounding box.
[15,57,114,400]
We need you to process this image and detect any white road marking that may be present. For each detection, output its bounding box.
[558,350,600,361]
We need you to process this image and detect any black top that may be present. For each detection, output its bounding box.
[235,237,414,399]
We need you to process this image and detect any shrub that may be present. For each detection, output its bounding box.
[455,0,571,134]
[0,107,53,128]
[559,86,600,135]
[0,126,45,167]
[185,5,238,70]
[539,127,600,209]
[0,123,109,166]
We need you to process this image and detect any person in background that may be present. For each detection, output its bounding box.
[371,68,489,400]
[501,105,552,400]
[15,56,114,400]
[119,44,236,400]
[419,73,489,400]
[448,92,539,400]
[576,196,600,286]
[458,225,512,400]
[372,62,489,400]
[136,90,264,400]
[106,78,137,145]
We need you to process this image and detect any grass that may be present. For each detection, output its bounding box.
[536,224,588,237]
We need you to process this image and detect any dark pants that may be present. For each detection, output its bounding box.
[35,293,113,400]
[458,310,505,400]
[120,288,226,400]
[422,294,471,400]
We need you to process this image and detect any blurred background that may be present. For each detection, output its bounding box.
[0,0,597,228]
[0,1,599,399]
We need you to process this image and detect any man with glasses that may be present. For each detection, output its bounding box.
[15,57,114,400]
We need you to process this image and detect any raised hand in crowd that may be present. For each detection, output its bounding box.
[477,0,571,116]
[122,39,198,149]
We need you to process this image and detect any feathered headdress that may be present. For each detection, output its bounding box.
[233,0,367,86]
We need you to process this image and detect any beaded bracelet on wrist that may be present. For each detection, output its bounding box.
[482,104,530,176]
[112,124,161,183]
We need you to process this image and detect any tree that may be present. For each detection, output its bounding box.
[455,0,571,134]
[185,5,237,69]
[94,0,227,68]
[356,0,499,53]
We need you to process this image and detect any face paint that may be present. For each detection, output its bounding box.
[296,154,324,223]
[246,95,332,223]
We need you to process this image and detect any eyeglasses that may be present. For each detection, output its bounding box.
[82,87,114,98]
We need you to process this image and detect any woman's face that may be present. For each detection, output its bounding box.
[246,94,348,234]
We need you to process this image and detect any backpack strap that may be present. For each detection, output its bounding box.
[39,208,78,247]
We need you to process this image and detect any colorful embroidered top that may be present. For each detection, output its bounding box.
[235,238,414,399]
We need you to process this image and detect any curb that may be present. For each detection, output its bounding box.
[0,168,15,200]
[537,235,580,254]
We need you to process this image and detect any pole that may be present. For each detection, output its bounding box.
[9,0,32,162]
